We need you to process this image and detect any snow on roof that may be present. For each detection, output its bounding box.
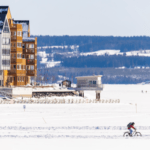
[0,8,8,13]
[23,38,35,42]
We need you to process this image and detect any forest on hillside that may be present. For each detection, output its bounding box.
[53,54,150,68]
[33,35,150,52]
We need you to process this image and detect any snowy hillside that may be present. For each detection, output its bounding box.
[80,49,150,57]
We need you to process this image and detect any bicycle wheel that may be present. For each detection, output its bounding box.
[135,132,142,137]
[123,132,130,137]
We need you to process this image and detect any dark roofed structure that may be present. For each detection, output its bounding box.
[13,20,29,25]
[0,6,9,33]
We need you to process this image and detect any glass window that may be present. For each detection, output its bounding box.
[6,38,10,44]
[31,65,34,70]
[93,81,96,84]
[30,55,34,59]
[29,44,34,48]
[17,43,22,47]
[89,81,92,84]
[22,44,25,48]
[17,31,22,36]
[3,38,10,45]
[2,60,10,65]
[2,49,10,56]
[2,38,5,44]
[3,19,9,33]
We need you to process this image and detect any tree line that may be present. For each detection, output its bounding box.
[33,35,150,52]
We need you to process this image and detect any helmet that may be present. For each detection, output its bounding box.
[132,122,135,125]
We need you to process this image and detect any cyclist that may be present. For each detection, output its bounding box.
[128,122,136,136]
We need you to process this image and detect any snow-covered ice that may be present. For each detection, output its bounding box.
[1,84,150,149]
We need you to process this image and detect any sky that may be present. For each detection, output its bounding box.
[1,0,150,36]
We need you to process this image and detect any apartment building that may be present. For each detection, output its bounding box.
[0,6,37,86]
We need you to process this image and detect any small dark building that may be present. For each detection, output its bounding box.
[62,80,71,87]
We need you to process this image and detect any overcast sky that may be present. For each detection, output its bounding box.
[1,0,150,36]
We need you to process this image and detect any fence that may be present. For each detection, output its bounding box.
[0,99,120,104]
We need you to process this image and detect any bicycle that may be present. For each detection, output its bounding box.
[123,130,142,137]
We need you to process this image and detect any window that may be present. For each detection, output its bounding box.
[17,53,22,58]
[11,42,16,47]
[2,38,10,45]
[17,42,22,47]
[22,54,25,58]
[2,38,5,44]
[30,55,34,59]
[93,81,96,84]
[30,65,34,70]
[2,49,10,56]
[11,31,16,36]
[22,44,25,49]
[17,65,22,70]
[89,81,92,85]
[29,44,34,48]
[17,31,22,37]
[10,77,12,82]
[2,60,10,65]
[3,19,9,33]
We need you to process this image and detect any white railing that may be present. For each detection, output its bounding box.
[0,98,120,104]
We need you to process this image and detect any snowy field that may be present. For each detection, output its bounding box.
[1,84,150,150]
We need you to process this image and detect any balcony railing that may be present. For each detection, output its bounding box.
[11,58,16,63]
[26,59,35,64]
[77,84,104,89]
[8,70,16,75]
[25,49,35,54]
[11,36,17,40]
[26,70,35,76]
[11,24,17,28]
[11,48,16,52]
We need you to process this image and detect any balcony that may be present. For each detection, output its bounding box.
[26,70,35,76]
[8,70,16,75]
[10,24,17,28]
[25,48,35,54]
[11,36,17,40]
[11,48,16,52]
[11,58,16,63]
[26,59,35,65]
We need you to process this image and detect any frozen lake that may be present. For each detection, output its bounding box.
[1,84,150,150]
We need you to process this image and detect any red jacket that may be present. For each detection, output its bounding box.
[128,125,135,129]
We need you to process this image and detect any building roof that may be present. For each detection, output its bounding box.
[14,20,29,25]
[0,6,9,34]
[23,37,35,42]
[62,80,71,83]
[76,75,102,79]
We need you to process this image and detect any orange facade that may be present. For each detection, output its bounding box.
[3,8,37,87]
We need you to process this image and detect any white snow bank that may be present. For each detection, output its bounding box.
[80,49,150,57]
